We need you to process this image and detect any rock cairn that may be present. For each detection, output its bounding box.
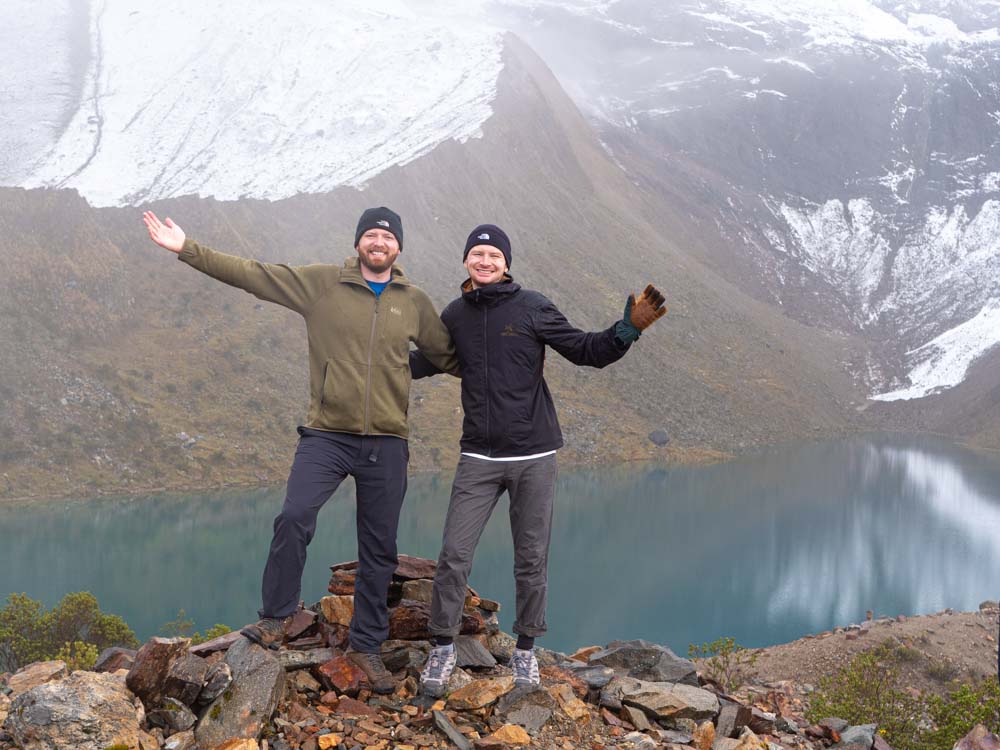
[1,555,995,750]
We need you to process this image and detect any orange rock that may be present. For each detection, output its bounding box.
[569,645,602,662]
[317,655,366,696]
[317,734,342,749]
[693,720,715,750]
[213,740,259,750]
[448,676,515,710]
[547,683,591,722]
[489,723,531,745]
[320,595,355,626]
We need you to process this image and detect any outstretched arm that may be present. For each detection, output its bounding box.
[141,211,327,314]
[536,284,667,367]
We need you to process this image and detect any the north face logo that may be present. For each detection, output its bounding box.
[478,233,490,240]
[500,323,517,336]
[377,220,390,228]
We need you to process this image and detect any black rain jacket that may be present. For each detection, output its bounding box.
[411,277,630,458]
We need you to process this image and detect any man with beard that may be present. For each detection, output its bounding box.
[143,207,456,693]
[410,224,666,696]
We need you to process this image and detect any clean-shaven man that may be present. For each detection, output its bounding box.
[143,207,456,693]
[411,224,666,696]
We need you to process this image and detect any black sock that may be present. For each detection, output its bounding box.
[434,636,454,647]
[516,635,535,650]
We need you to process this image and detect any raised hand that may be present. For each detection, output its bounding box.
[143,211,186,254]
[627,284,667,331]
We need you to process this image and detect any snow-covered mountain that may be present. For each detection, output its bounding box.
[0,0,503,205]
[483,0,1000,404]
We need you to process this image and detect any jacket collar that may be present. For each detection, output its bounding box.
[461,275,520,304]
[340,256,411,287]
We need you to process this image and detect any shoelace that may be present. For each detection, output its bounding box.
[362,652,387,674]
[424,649,449,679]
[512,651,537,680]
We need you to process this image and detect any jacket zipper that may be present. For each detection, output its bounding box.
[363,293,380,433]
[482,293,491,456]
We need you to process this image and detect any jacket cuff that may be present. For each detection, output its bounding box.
[613,319,639,347]
[177,238,199,263]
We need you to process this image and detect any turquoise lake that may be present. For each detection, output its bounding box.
[2,434,999,655]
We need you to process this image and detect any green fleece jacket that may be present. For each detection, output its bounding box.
[179,239,457,439]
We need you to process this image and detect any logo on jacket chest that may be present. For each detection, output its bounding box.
[500,323,518,337]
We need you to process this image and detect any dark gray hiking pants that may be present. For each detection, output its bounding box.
[259,427,408,653]
[429,453,557,639]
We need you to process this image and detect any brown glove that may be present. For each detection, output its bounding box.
[628,284,667,331]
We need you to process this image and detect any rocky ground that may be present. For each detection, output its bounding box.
[0,557,997,750]
[747,607,999,700]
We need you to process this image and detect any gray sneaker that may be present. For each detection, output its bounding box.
[420,643,457,697]
[510,647,540,687]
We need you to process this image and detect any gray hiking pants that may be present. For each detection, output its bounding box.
[429,453,557,639]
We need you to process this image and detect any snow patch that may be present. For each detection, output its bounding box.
[871,302,1000,400]
[773,198,892,317]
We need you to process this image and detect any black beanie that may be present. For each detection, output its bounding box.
[463,224,511,269]
[355,206,403,250]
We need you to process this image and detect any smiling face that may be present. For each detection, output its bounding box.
[356,228,400,277]
[465,244,508,288]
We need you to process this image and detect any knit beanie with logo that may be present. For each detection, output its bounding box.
[355,207,403,250]
[463,224,511,269]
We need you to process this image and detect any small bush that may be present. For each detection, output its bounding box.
[688,636,759,692]
[54,640,99,671]
[191,624,232,646]
[0,592,138,672]
[807,643,924,750]
[925,660,959,683]
[923,680,1000,749]
[808,642,1000,750]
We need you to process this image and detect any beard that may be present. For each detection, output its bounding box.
[359,249,396,274]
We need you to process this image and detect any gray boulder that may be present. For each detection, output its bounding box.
[833,724,877,750]
[611,676,720,722]
[588,639,698,685]
[195,637,285,747]
[7,670,155,750]
[561,662,616,689]
[649,429,670,447]
[455,635,497,668]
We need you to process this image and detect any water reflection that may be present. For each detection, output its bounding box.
[1,435,998,654]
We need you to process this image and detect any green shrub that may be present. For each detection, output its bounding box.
[807,643,924,750]
[54,640,99,671]
[0,592,138,672]
[808,642,1000,750]
[688,636,759,692]
[191,624,232,646]
[923,680,1000,750]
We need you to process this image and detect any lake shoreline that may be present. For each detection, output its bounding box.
[0,449,734,507]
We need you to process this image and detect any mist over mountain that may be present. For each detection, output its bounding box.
[3,0,999,497]
[487,0,1000,409]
